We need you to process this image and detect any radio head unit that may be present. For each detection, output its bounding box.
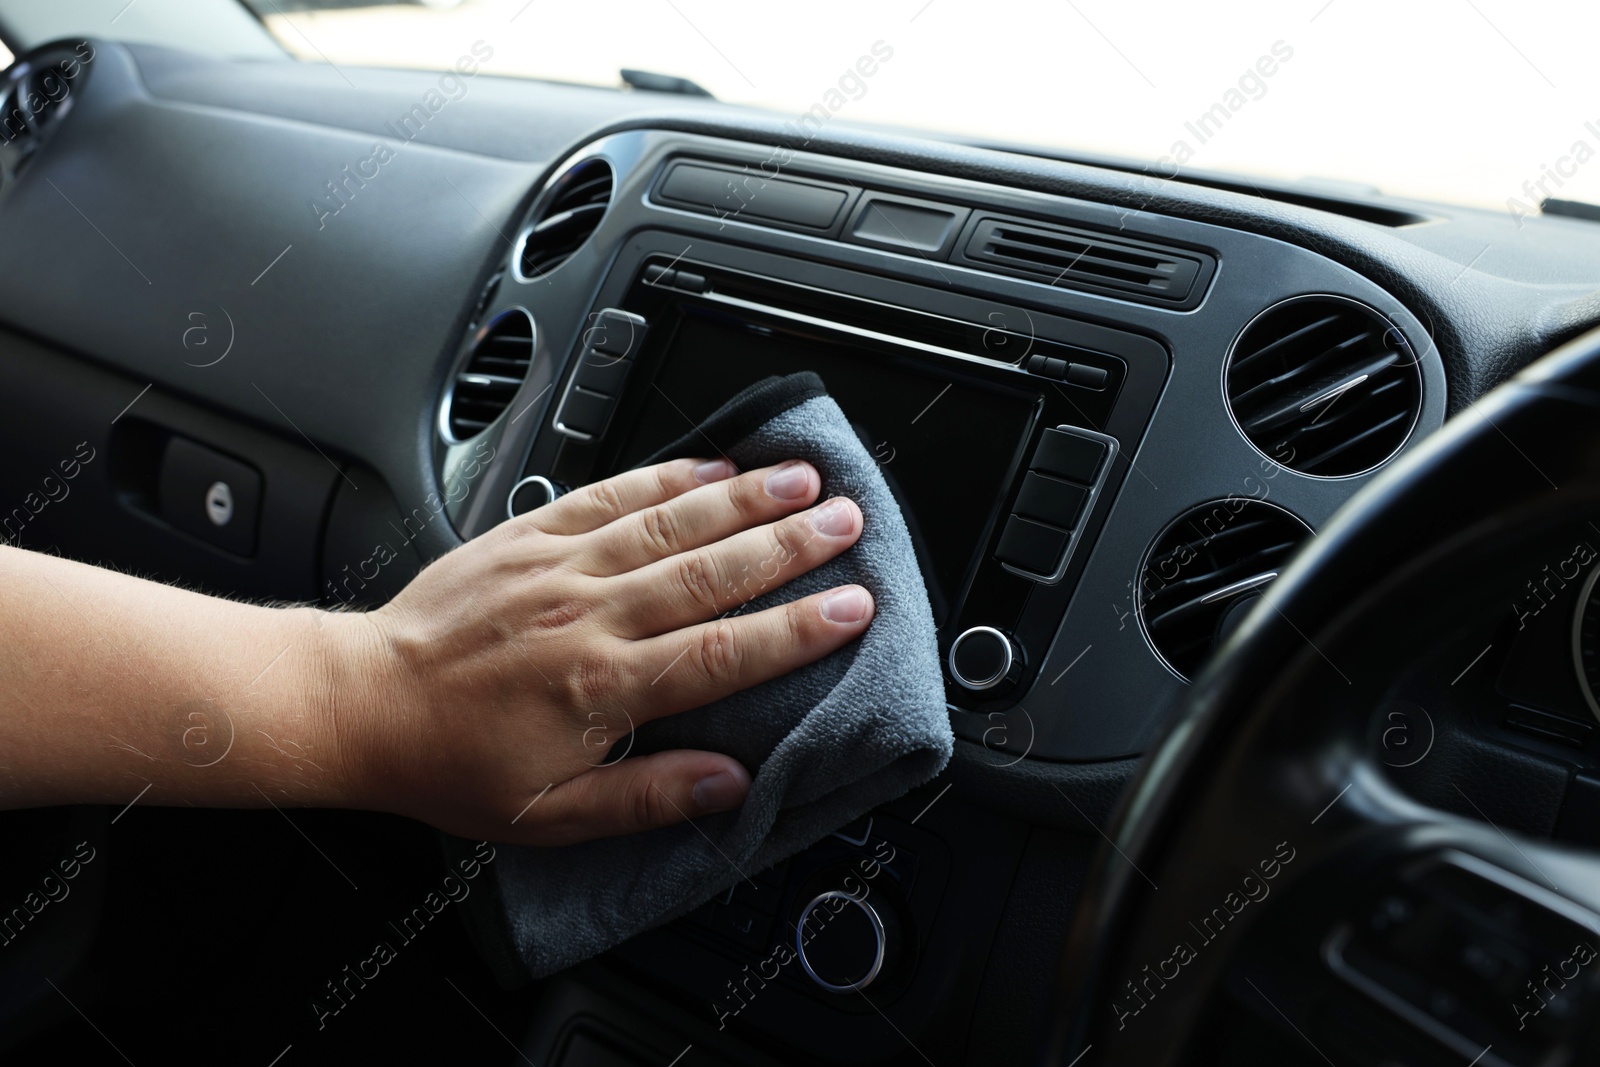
[516,244,1164,711]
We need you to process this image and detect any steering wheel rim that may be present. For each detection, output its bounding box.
[1045,326,1600,1066]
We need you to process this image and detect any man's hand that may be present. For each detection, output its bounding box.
[330,457,872,845]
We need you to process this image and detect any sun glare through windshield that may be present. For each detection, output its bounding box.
[242,0,1600,215]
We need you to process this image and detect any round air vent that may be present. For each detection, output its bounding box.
[0,43,91,179]
[1138,500,1312,680]
[440,307,534,442]
[515,158,614,281]
[1225,295,1421,478]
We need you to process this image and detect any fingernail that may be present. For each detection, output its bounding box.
[694,459,737,484]
[809,498,855,536]
[764,462,812,500]
[692,771,746,814]
[820,586,871,624]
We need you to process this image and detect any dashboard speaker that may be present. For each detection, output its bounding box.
[1139,499,1312,680]
[1225,295,1421,477]
[441,307,534,442]
[516,157,614,281]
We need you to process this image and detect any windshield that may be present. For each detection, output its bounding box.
[239,1,1596,215]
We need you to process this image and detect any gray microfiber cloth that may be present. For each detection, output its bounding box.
[492,371,952,978]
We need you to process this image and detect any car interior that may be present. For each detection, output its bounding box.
[3,2,1600,1065]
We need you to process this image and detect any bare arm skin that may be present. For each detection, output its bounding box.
[0,456,873,845]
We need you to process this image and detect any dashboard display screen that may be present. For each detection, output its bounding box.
[610,305,1039,620]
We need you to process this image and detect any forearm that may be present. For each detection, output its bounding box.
[0,456,869,845]
[0,544,366,810]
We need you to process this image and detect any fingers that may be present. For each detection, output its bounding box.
[605,496,863,638]
[619,584,875,725]
[576,460,822,577]
[520,749,751,845]
[520,456,739,536]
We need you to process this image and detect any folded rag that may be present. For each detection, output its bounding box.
[492,371,953,978]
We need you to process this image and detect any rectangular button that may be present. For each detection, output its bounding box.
[848,195,968,254]
[658,163,848,230]
[1032,428,1107,483]
[1065,362,1109,389]
[158,436,262,557]
[995,514,1069,574]
[1014,472,1088,529]
[554,386,615,438]
[587,308,647,357]
[571,350,632,395]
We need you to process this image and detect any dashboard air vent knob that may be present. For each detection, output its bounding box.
[443,308,534,441]
[1224,296,1422,477]
[1139,500,1312,679]
[518,158,614,280]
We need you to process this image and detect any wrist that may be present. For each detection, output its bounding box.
[298,606,402,812]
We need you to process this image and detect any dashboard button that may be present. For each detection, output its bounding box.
[553,386,615,439]
[1065,362,1109,389]
[587,308,647,357]
[1031,427,1107,483]
[571,349,632,395]
[1013,471,1088,530]
[995,514,1069,574]
[948,626,1016,691]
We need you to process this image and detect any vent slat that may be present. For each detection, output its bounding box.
[520,159,614,280]
[1140,501,1311,678]
[1286,408,1412,473]
[1225,299,1421,477]
[961,217,1205,305]
[1227,314,1349,381]
[987,227,1170,270]
[1230,335,1383,419]
[982,242,1172,287]
[1145,535,1300,613]
[444,309,535,441]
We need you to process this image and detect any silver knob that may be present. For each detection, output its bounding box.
[948,626,1016,691]
[507,475,560,520]
[795,890,887,993]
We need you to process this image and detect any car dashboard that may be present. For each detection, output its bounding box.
[5,36,1600,1066]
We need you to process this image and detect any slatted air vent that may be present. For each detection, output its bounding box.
[1226,297,1422,477]
[0,43,92,179]
[442,308,534,441]
[518,158,614,280]
[1139,501,1312,679]
[960,216,1209,306]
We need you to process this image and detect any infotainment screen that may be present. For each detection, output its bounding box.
[609,305,1039,620]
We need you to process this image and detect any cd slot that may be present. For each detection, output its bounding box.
[642,256,1124,388]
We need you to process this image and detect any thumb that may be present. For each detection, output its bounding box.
[528,750,751,845]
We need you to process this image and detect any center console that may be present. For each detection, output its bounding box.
[508,232,1169,716]
[435,128,1447,1064]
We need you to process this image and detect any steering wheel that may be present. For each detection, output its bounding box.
[1043,327,1600,1066]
